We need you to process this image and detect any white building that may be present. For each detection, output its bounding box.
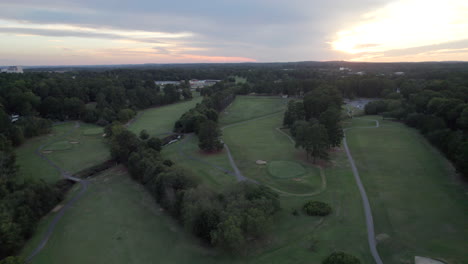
[1,66,23,74]
[154,81,182,87]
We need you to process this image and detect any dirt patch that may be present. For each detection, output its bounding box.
[256,160,267,165]
[376,233,390,242]
[52,204,63,213]
[42,150,53,154]
[293,178,302,182]
[69,141,79,144]
[415,256,446,264]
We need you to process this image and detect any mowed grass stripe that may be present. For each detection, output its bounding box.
[346,118,468,263]
[129,97,203,136]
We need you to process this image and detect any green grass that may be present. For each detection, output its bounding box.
[21,167,235,264]
[83,127,103,135]
[129,97,203,137]
[162,134,236,189]
[44,141,72,151]
[220,96,287,126]
[15,122,110,182]
[267,161,307,179]
[346,117,468,264]
[223,113,322,194]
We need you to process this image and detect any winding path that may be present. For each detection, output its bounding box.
[26,121,89,262]
[343,118,383,264]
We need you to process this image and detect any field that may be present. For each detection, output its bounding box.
[15,122,109,183]
[220,96,286,125]
[345,117,468,264]
[129,97,203,137]
[23,96,374,264]
[21,167,232,264]
[20,96,467,264]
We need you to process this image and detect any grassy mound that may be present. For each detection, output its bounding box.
[267,161,306,179]
[83,128,103,136]
[44,141,72,151]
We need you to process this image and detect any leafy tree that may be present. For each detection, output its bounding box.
[139,129,149,140]
[198,120,223,152]
[147,137,162,151]
[293,120,329,162]
[319,107,343,147]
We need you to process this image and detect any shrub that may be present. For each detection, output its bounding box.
[303,201,331,216]
[322,251,361,264]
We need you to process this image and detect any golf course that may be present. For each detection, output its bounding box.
[18,96,467,264]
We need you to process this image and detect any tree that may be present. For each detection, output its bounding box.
[323,252,361,264]
[319,107,343,147]
[147,137,162,152]
[139,129,149,140]
[198,120,223,152]
[293,120,329,162]
[303,201,332,216]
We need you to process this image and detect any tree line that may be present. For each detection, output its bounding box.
[364,76,468,178]
[106,122,280,254]
[174,81,236,152]
[0,135,67,261]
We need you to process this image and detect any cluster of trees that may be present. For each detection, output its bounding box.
[0,135,65,260]
[107,123,280,253]
[175,82,236,151]
[0,71,189,129]
[364,77,468,177]
[283,85,344,161]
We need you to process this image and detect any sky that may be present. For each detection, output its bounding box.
[0,0,467,65]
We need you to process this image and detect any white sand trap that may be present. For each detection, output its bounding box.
[42,150,52,154]
[256,160,267,165]
[102,133,107,137]
[52,204,63,213]
[69,141,79,144]
[415,256,445,264]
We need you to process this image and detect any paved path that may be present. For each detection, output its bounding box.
[343,118,383,264]
[27,121,89,262]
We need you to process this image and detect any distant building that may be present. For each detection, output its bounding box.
[394,72,405,76]
[339,67,351,71]
[189,79,220,89]
[355,71,365,76]
[154,81,182,87]
[1,66,23,74]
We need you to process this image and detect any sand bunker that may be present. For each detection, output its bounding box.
[415,256,445,264]
[42,150,52,154]
[256,160,267,165]
[293,178,302,182]
[69,141,79,144]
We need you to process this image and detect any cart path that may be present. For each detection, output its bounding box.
[27,121,89,262]
[343,118,383,264]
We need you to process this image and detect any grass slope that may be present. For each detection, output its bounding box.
[346,117,468,264]
[220,96,286,126]
[129,97,203,137]
[15,122,110,183]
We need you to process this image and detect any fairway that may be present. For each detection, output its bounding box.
[346,117,468,264]
[268,161,307,179]
[220,95,287,125]
[21,167,232,264]
[15,122,110,183]
[129,97,202,136]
